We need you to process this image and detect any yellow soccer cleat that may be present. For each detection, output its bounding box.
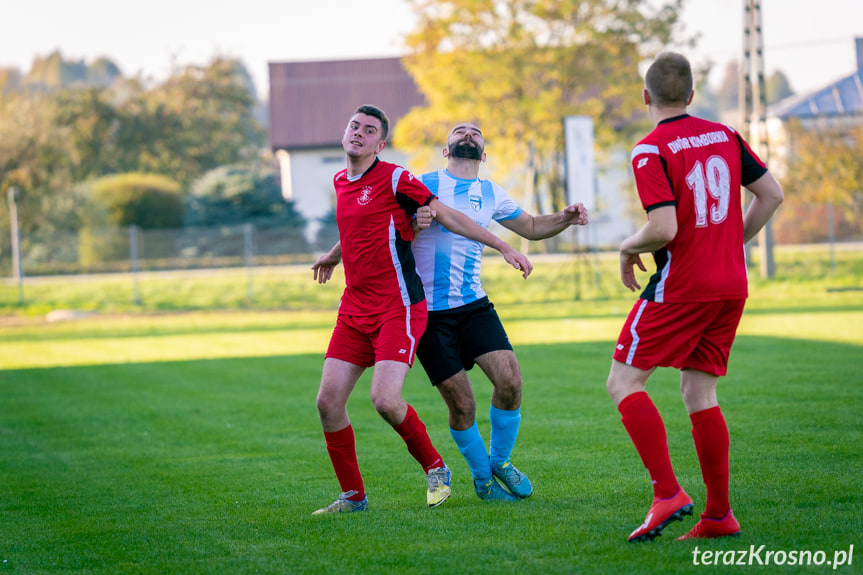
[312,491,368,516]
[426,465,452,508]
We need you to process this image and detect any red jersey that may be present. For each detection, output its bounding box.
[334,158,434,316]
[631,115,767,303]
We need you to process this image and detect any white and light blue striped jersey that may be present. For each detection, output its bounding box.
[413,169,522,311]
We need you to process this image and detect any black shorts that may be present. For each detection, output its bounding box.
[415,296,512,386]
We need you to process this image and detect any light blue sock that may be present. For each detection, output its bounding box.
[450,422,492,480]
[489,405,521,466]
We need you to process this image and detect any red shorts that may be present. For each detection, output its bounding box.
[326,302,428,368]
[613,298,746,376]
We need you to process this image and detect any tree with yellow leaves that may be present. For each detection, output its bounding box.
[397,0,683,213]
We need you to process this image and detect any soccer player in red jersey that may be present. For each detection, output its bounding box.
[605,53,784,541]
[310,105,532,515]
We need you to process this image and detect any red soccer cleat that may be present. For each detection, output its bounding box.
[677,510,741,540]
[628,487,694,542]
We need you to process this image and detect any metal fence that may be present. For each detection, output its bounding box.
[4,221,315,279]
[4,213,862,314]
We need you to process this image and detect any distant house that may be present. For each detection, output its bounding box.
[268,57,426,243]
[766,37,863,178]
[772,37,863,126]
[764,37,863,243]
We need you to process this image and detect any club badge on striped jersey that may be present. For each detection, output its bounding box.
[469,195,482,212]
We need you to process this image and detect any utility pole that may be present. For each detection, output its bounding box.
[741,0,776,278]
[6,187,24,302]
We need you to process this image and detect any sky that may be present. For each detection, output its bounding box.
[1,0,861,100]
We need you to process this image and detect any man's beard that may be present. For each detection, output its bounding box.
[449,141,483,160]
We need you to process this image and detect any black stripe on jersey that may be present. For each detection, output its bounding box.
[394,228,426,305]
[644,154,677,213]
[396,193,422,216]
[734,133,769,186]
[658,114,690,125]
[363,158,380,179]
[646,200,676,213]
[641,248,670,302]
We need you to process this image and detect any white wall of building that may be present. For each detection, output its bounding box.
[277,147,412,246]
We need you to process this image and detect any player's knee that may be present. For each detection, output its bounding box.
[606,374,623,401]
[449,397,476,422]
[316,392,337,420]
[370,393,399,419]
[492,366,522,399]
[502,373,523,394]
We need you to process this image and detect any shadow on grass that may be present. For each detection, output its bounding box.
[0,315,338,344]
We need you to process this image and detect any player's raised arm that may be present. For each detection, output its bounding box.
[429,198,532,278]
[500,202,590,240]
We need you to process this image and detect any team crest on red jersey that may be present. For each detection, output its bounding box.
[357,186,373,205]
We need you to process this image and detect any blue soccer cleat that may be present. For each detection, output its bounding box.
[492,460,533,498]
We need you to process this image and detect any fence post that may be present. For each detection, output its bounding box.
[827,201,836,273]
[244,223,254,304]
[129,225,141,305]
[7,187,24,303]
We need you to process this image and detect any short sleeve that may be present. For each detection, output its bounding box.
[394,167,435,214]
[631,143,675,212]
[492,181,522,222]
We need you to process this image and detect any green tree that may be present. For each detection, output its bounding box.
[397,0,682,213]
[0,67,22,93]
[113,58,264,189]
[783,122,863,222]
[314,208,340,253]
[87,58,123,88]
[52,87,119,181]
[25,51,88,88]
[75,173,182,269]
[184,163,308,255]
[0,55,266,275]
[2,85,128,273]
[88,173,183,229]
[21,51,122,89]
[0,90,85,272]
[766,69,794,104]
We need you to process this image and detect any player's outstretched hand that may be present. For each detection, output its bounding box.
[564,203,590,226]
[620,252,646,291]
[312,252,341,284]
[501,245,533,279]
[415,205,436,230]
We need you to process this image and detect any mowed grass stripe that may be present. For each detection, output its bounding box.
[2,302,861,370]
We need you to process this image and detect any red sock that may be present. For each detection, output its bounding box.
[618,391,679,499]
[690,406,730,519]
[392,404,444,473]
[323,425,364,501]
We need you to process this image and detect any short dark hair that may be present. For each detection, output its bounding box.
[355,104,390,141]
[645,52,693,107]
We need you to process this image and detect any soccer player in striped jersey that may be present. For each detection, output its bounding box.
[411,123,589,501]
[606,53,784,542]
[310,106,533,515]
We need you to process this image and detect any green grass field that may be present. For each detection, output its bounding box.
[1,249,862,574]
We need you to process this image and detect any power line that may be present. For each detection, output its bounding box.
[694,35,856,58]
[769,36,854,51]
